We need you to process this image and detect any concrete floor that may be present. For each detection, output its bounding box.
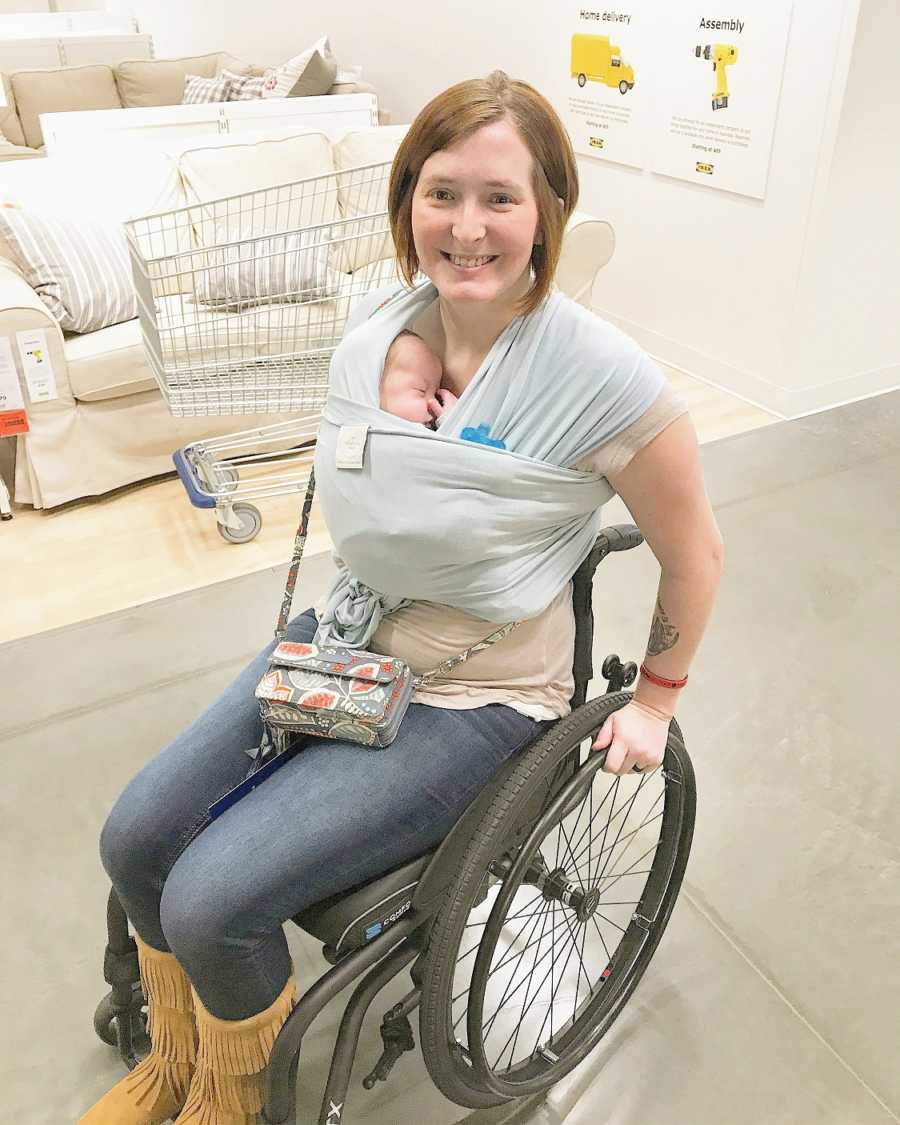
[1,391,897,1125]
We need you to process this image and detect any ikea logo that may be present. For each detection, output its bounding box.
[589,136,605,148]
[695,162,714,174]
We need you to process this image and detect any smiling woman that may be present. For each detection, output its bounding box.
[80,69,722,1125]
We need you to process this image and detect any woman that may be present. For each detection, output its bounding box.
[81,71,723,1124]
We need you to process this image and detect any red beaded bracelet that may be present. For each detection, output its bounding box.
[640,663,688,689]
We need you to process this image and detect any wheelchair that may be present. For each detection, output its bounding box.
[92,522,696,1125]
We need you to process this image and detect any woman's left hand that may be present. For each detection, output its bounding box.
[591,701,670,775]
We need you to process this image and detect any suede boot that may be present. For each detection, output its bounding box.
[174,976,296,1124]
[80,933,198,1124]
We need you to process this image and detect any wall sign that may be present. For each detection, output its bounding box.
[563,4,651,170]
[648,1,793,198]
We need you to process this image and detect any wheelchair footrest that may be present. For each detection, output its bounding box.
[362,1006,415,1089]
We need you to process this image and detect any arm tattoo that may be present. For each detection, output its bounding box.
[647,597,679,655]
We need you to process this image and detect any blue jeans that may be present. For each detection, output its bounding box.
[99,609,548,1019]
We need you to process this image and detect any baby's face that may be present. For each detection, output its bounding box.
[380,333,444,425]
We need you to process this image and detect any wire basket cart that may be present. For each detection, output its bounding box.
[124,160,402,542]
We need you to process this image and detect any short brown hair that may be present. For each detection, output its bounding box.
[388,70,579,320]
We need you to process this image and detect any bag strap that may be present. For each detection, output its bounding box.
[412,620,521,687]
[275,469,317,641]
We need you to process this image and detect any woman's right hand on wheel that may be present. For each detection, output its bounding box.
[591,700,668,775]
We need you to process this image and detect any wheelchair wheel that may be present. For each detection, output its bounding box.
[418,692,695,1108]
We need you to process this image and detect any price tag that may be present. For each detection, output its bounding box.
[0,337,28,436]
[16,328,58,403]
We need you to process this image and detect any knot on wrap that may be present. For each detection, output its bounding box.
[318,564,411,647]
[313,280,665,649]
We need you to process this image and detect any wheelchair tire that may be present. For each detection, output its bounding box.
[418,692,694,1108]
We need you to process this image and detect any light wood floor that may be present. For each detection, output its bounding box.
[2,365,777,644]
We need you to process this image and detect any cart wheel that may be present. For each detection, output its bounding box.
[218,466,239,494]
[217,503,262,544]
[93,983,148,1050]
[577,73,586,88]
[619,80,629,94]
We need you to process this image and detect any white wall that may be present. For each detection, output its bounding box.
[0,1,51,11]
[784,0,900,415]
[104,0,896,417]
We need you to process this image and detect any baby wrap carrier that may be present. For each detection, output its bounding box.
[314,279,664,649]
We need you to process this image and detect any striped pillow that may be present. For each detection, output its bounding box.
[221,69,266,101]
[0,209,136,333]
[195,228,338,308]
[182,73,233,105]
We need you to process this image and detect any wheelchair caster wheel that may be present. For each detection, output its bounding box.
[601,654,621,679]
[93,983,148,1051]
[621,661,638,687]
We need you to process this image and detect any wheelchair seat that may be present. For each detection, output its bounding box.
[292,852,434,963]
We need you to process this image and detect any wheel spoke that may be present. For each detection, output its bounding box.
[492,914,582,1072]
[453,899,555,1016]
[554,896,595,1029]
[592,778,650,890]
[567,810,666,886]
[556,816,588,894]
[503,884,556,1071]
[588,793,664,886]
[590,913,614,964]
[480,911,580,1041]
[568,781,656,873]
[556,777,617,872]
[523,916,583,1067]
[479,910,575,1037]
[593,910,628,934]
[499,890,546,924]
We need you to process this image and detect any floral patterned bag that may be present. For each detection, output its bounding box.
[255,472,519,750]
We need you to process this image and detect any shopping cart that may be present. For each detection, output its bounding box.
[124,161,403,542]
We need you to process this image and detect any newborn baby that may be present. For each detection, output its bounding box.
[380,329,458,428]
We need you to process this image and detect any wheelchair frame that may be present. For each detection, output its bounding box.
[92,523,696,1124]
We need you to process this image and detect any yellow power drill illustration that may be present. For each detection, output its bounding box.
[694,43,738,110]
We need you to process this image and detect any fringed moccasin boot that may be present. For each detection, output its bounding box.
[174,976,295,1124]
[80,933,198,1123]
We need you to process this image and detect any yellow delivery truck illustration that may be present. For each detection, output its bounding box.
[694,43,738,111]
[571,34,635,95]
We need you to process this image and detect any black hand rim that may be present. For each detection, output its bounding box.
[463,739,688,1098]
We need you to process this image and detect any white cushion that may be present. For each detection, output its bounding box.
[0,144,183,222]
[0,208,136,332]
[178,131,336,216]
[64,318,156,401]
[332,125,408,272]
[177,132,339,298]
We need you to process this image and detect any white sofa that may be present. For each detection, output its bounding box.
[0,48,376,160]
[0,125,614,509]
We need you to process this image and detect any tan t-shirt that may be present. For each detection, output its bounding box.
[314,383,688,720]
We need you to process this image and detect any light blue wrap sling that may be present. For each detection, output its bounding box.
[313,278,664,649]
